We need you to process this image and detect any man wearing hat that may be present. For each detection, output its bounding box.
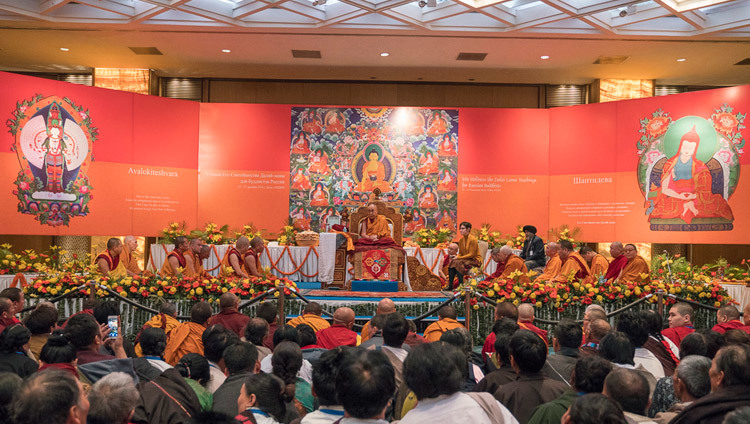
[520,225,545,270]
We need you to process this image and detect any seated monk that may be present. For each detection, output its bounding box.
[617,244,650,283]
[423,305,463,342]
[220,237,250,278]
[359,298,395,344]
[712,305,749,334]
[135,302,180,356]
[316,307,358,349]
[159,236,190,278]
[194,245,211,278]
[164,301,212,365]
[517,303,548,346]
[95,237,127,278]
[353,203,402,253]
[207,293,250,338]
[243,236,265,277]
[182,238,205,279]
[122,236,143,277]
[447,222,482,288]
[605,242,628,281]
[581,246,609,279]
[288,301,331,333]
[439,243,460,282]
[553,240,591,283]
[533,242,561,283]
[493,245,530,284]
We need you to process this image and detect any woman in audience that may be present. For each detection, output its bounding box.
[236,373,287,424]
[271,341,310,420]
[176,353,213,412]
[0,324,38,378]
[37,330,78,378]
[0,372,21,424]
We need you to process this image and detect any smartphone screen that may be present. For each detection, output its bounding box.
[107,315,118,338]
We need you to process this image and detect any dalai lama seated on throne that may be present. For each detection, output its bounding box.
[353,203,402,253]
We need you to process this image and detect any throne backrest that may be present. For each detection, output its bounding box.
[350,200,403,245]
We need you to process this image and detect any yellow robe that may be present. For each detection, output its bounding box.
[501,254,530,284]
[96,250,127,279]
[219,247,246,277]
[534,255,562,283]
[121,245,143,275]
[423,318,464,343]
[618,256,651,283]
[164,321,206,366]
[159,250,187,278]
[554,251,591,282]
[287,313,331,333]
[590,254,610,279]
[457,235,482,264]
[364,215,391,238]
[135,313,181,356]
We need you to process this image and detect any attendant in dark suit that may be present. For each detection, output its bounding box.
[520,225,545,269]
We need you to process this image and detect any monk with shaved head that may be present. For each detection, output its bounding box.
[316,307,358,349]
[220,237,250,278]
[534,242,562,283]
[360,298,396,343]
[288,301,331,333]
[121,235,143,277]
[604,241,627,281]
[207,292,251,338]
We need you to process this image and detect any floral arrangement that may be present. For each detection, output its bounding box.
[278,225,298,246]
[0,244,92,275]
[724,259,750,282]
[234,223,264,241]
[190,222,229,245]
[502,226,527,249]
[24,271,297,302]
[474,224,505,250]
[160,222,188,244]
[412,227,452,248]
[548,225,580,248]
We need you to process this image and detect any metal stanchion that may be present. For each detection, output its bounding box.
[657,289,665,316]
[277,283,286,325]
[464,289,472,330]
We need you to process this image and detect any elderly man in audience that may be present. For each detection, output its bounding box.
[87,372,140,424]
[581,305,606,344]
[481,302,518,360]
[652,355,712,424]
[602,368,654,423]
[534,242,562,283]
[289,301,331,333]
[256,302,279,350]
[662,302,696,347]
[12,369,90,424]
[0,287,24,323]
[712,305,749,334]
[402,342,518,423]
[335,349,396,424]
[477,318,520,393]
[244,317,271,361]
[316,307,358,348]
[517,303,548,345]
[542,318,582,384]
[358,298,394,343]
[206,292,250,338]
[212,342,260,417]
[423,305,463,343]
[580,318,611,357]
[562,393,627,424]
[494,330,568,423]
[528,356,613,424]
[670,344,750,423]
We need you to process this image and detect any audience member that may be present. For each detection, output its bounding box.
[0,298,18,336]
[272,341,312,418]
[139,327,172,372]
[712,305,747,334]
[256,302,279,351]
[212,342,260,417]
[135,302,180,356]
[517,303,548,345]
[663,303,696,347]
[581,305,605,343]
[202,324,239,392]
[579,318,610,357]
[562,393,627,424]
[87,372,140,424]
[0,288,24,323]
[476,318,519,393]
[378,312,410,390]
[723,328,750,346]
[207,293,250,338]
[404,320,426,347]
[316,307,358,349]
[37,330,77,377]
[334,349,395,423]
[244,317,272,360]
[494,330,567,423]
[0,325,37,378]
[617,310,665,378]
[359,298,396,343]
[260,325,314,384]
[423,305,463,342]
[22,302,58,359]
[481,301,518,359]
[288,301,331,333]
[359,313,388,350]
[599,331,657,394]
[602,368,653,422]
[0,372,21,424]
[297,323,327,366]
[640,309,678,376]
[652,355,712,423]
[236,373,288,424]
[402,342,516,423]
[132,362,202,423]
[64,312,126,365]
[680,332,709,358]
[12,369,89,424]
[697,329,725,359]
[723,406,750,424]
[440,327,484,391]
[93,300,136,357]
[670,344,750,423]
[164,301,212,365]
[528,356,613,424]
[542,318,582,384]
[301,347,355,424]
[176,353,213,412]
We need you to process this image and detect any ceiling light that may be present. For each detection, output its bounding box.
[222,49,231,53]
[418,0,426,7]
[312,0,326,5]
[540,55,549,60]
[380,52,389,57]
[676,58,686,62]
[60,47,69,52]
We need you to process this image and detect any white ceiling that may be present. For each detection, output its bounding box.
[0,0,748,84]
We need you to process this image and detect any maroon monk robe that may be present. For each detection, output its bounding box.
[316,324,358,349]
[712,320,746,334]
[518,320,548,346]
[404,331,426,347]
[489,263,505,279]
[604,255,628,280]
[263,322,278,351]
[0,316,17,335]
[482,332,497,358]
[662,325,695,347]
[207,310,251,338]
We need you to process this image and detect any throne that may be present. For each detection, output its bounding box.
[332,197,406,289]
